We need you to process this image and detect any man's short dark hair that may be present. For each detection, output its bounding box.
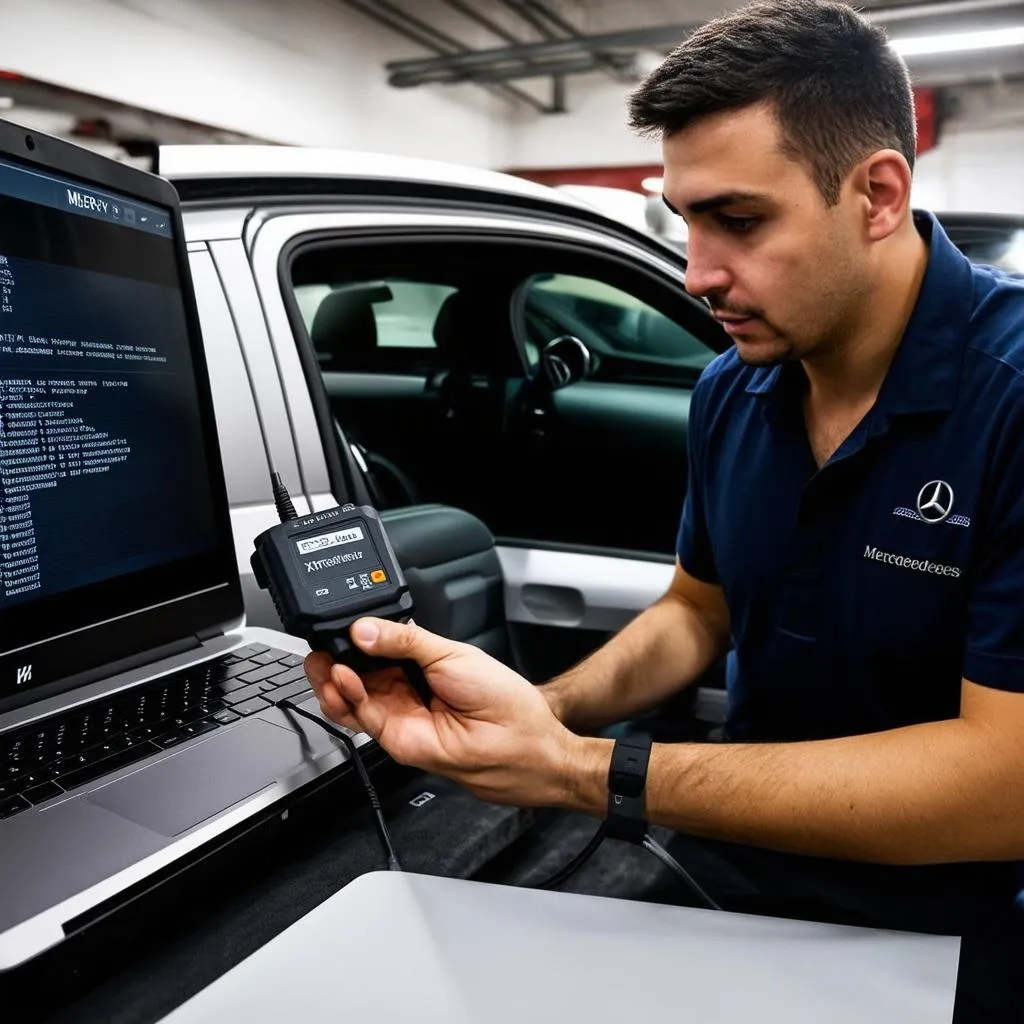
[628,0,917,205]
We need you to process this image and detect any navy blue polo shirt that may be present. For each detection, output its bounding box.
[679,211,1024,744]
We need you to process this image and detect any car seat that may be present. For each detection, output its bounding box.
[310,284,384,373]
[428,289,514,523]
[333,415,518,669]
[381,503,514,667]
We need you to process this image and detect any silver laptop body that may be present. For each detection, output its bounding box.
[0,121,359,972]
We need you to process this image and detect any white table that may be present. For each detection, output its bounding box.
[159,870,960,1023]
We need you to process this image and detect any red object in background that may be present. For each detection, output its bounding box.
[508,163,664,192]
[914,87,938,156]
[511,90,942,189]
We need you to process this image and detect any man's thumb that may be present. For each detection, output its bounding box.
[350,617,452,668]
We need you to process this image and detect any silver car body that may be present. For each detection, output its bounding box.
[164,145,703,702]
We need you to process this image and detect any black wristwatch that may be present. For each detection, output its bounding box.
[605,734,653,844]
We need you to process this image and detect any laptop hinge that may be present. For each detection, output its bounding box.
[0,636,203,719]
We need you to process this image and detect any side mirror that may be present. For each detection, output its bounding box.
[541,335,591,391]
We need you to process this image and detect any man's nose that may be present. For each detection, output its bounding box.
[683,237,732,299]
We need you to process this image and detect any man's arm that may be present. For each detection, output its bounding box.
[563,678,1024,864]
[538,561,731,733]
[306,621,1024,863]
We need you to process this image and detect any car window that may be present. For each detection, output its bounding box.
[520,273,716,376]
[294,283,332,333]
[373,281,457,347]
[294,278,457,373]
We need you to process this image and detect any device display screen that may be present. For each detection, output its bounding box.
[291,519,390,605]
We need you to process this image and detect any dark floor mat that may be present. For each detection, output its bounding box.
[474,810,701,908]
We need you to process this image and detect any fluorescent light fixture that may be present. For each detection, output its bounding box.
[890,26,1024,57]
[641,176,664,193]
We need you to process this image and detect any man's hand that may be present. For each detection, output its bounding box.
[304,618,579,808]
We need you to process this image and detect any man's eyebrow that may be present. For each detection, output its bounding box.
[685,191,771,215]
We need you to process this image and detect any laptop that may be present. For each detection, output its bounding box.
[0,120,364,972]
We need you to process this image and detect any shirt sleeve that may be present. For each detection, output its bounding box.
[676,376,719,584]
[963,412,1024,692]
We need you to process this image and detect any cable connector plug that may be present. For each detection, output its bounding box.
[271,471,299,523]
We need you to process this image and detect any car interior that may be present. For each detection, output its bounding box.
[287,236,731,733]
[288,237,722,546]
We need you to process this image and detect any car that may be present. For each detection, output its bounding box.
[160,144,730,726]
[552,183,689,256]
[935,211,1024,275]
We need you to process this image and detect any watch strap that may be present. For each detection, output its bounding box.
[605,734,652,844]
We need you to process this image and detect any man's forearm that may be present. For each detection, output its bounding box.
[560,711,1024,864]
[539,592,725,733]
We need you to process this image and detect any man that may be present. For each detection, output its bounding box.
[306,1,1024,1018]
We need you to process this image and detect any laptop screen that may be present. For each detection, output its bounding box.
[0,144,237,704]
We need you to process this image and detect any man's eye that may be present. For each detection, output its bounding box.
[716,214,759,234]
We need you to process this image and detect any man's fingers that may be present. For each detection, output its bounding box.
[309,666,359,727]
[305,651,333,688]
[330,663,388,739]
[349,617,456,669]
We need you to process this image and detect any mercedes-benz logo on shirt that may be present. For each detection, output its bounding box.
[916,480,955,524]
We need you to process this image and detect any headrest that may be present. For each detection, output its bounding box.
[311,284,389,371]
[432,289,486,373]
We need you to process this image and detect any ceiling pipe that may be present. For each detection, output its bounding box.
[498,0,559,40]
[439,0,524,45]
[392,56,603,87]
[386,1,1024,79]
[513,0,632,80]
[386,23,699,78]
[339,0,552,112]
[439,0,570,108]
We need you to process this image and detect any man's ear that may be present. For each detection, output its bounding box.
[848,149,913,242]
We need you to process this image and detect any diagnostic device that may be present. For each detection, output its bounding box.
[251,478,430,701]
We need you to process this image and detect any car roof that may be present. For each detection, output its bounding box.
[157,145,683,261]
[158,145,590,211]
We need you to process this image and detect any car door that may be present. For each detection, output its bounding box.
[252,206,728,701]
[495,260,727,685]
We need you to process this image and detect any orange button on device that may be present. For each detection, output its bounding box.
[370,570,387,584]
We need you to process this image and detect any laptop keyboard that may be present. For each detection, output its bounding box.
[0,644,315,821]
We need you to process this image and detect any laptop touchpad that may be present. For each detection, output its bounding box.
[88,720,317,838]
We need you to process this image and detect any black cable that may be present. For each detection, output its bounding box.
[534,823,607,889]
[278,699,402,871]
[642,833,722,911]
[271,471,299,522]
[280,698,721,907]
[529,823,723,911]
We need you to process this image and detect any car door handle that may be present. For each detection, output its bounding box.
[519,584,585,626]
[497,547,674,631]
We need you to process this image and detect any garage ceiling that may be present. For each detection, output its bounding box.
[340,0,1024,112]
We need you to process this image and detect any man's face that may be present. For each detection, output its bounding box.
[662,102,870,367]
